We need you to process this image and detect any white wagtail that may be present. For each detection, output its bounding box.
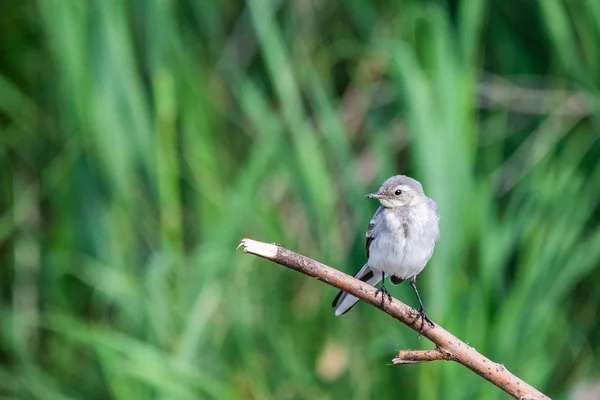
[332,175,439,332]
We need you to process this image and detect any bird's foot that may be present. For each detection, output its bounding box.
[374,284,393,307]
[409,307,434,337]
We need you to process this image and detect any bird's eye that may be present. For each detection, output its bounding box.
[394,189,402,196]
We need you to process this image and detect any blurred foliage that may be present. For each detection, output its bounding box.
[1,0,600,399]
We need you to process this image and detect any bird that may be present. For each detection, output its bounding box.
[332,175,439,332]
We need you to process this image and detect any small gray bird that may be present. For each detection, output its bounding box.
[332,175,439,331]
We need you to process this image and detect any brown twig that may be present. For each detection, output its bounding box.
[238,238,550,400]
[392,347,453,364]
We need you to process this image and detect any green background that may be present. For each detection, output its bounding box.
[2,0,600,399]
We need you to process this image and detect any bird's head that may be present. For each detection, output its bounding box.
[366,175,426,208]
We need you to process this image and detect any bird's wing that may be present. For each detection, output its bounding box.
[365,206,384,258]
[332,207,385,316]
[365,230,374,259]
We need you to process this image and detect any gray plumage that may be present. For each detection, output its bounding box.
[332,175,439,318]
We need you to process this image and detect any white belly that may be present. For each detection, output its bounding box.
[367,207,436,279]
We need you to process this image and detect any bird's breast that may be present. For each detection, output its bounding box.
[368,205,437,279]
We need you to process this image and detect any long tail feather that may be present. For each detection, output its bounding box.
[332,265,381,316]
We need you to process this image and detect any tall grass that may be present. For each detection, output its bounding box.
[1,0,599,399]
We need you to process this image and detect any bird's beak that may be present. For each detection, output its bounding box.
[366,192,384,199]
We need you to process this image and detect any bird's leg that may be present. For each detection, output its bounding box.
[374,271,392,307]
[408,278,434,336]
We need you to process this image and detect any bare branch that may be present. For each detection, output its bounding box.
[392,347,453,364]
[238,238,550,400]
[477,78,592,116]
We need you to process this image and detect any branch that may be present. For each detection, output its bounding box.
[238,238,550,400]
[392,347,453,364]
[477,74,592,116]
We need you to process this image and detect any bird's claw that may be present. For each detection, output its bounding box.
[409,307,434,337]
[375,285,393,307]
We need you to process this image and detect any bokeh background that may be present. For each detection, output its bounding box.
[2,0,600,399]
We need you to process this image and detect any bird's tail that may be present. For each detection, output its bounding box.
[332,264,381,316]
